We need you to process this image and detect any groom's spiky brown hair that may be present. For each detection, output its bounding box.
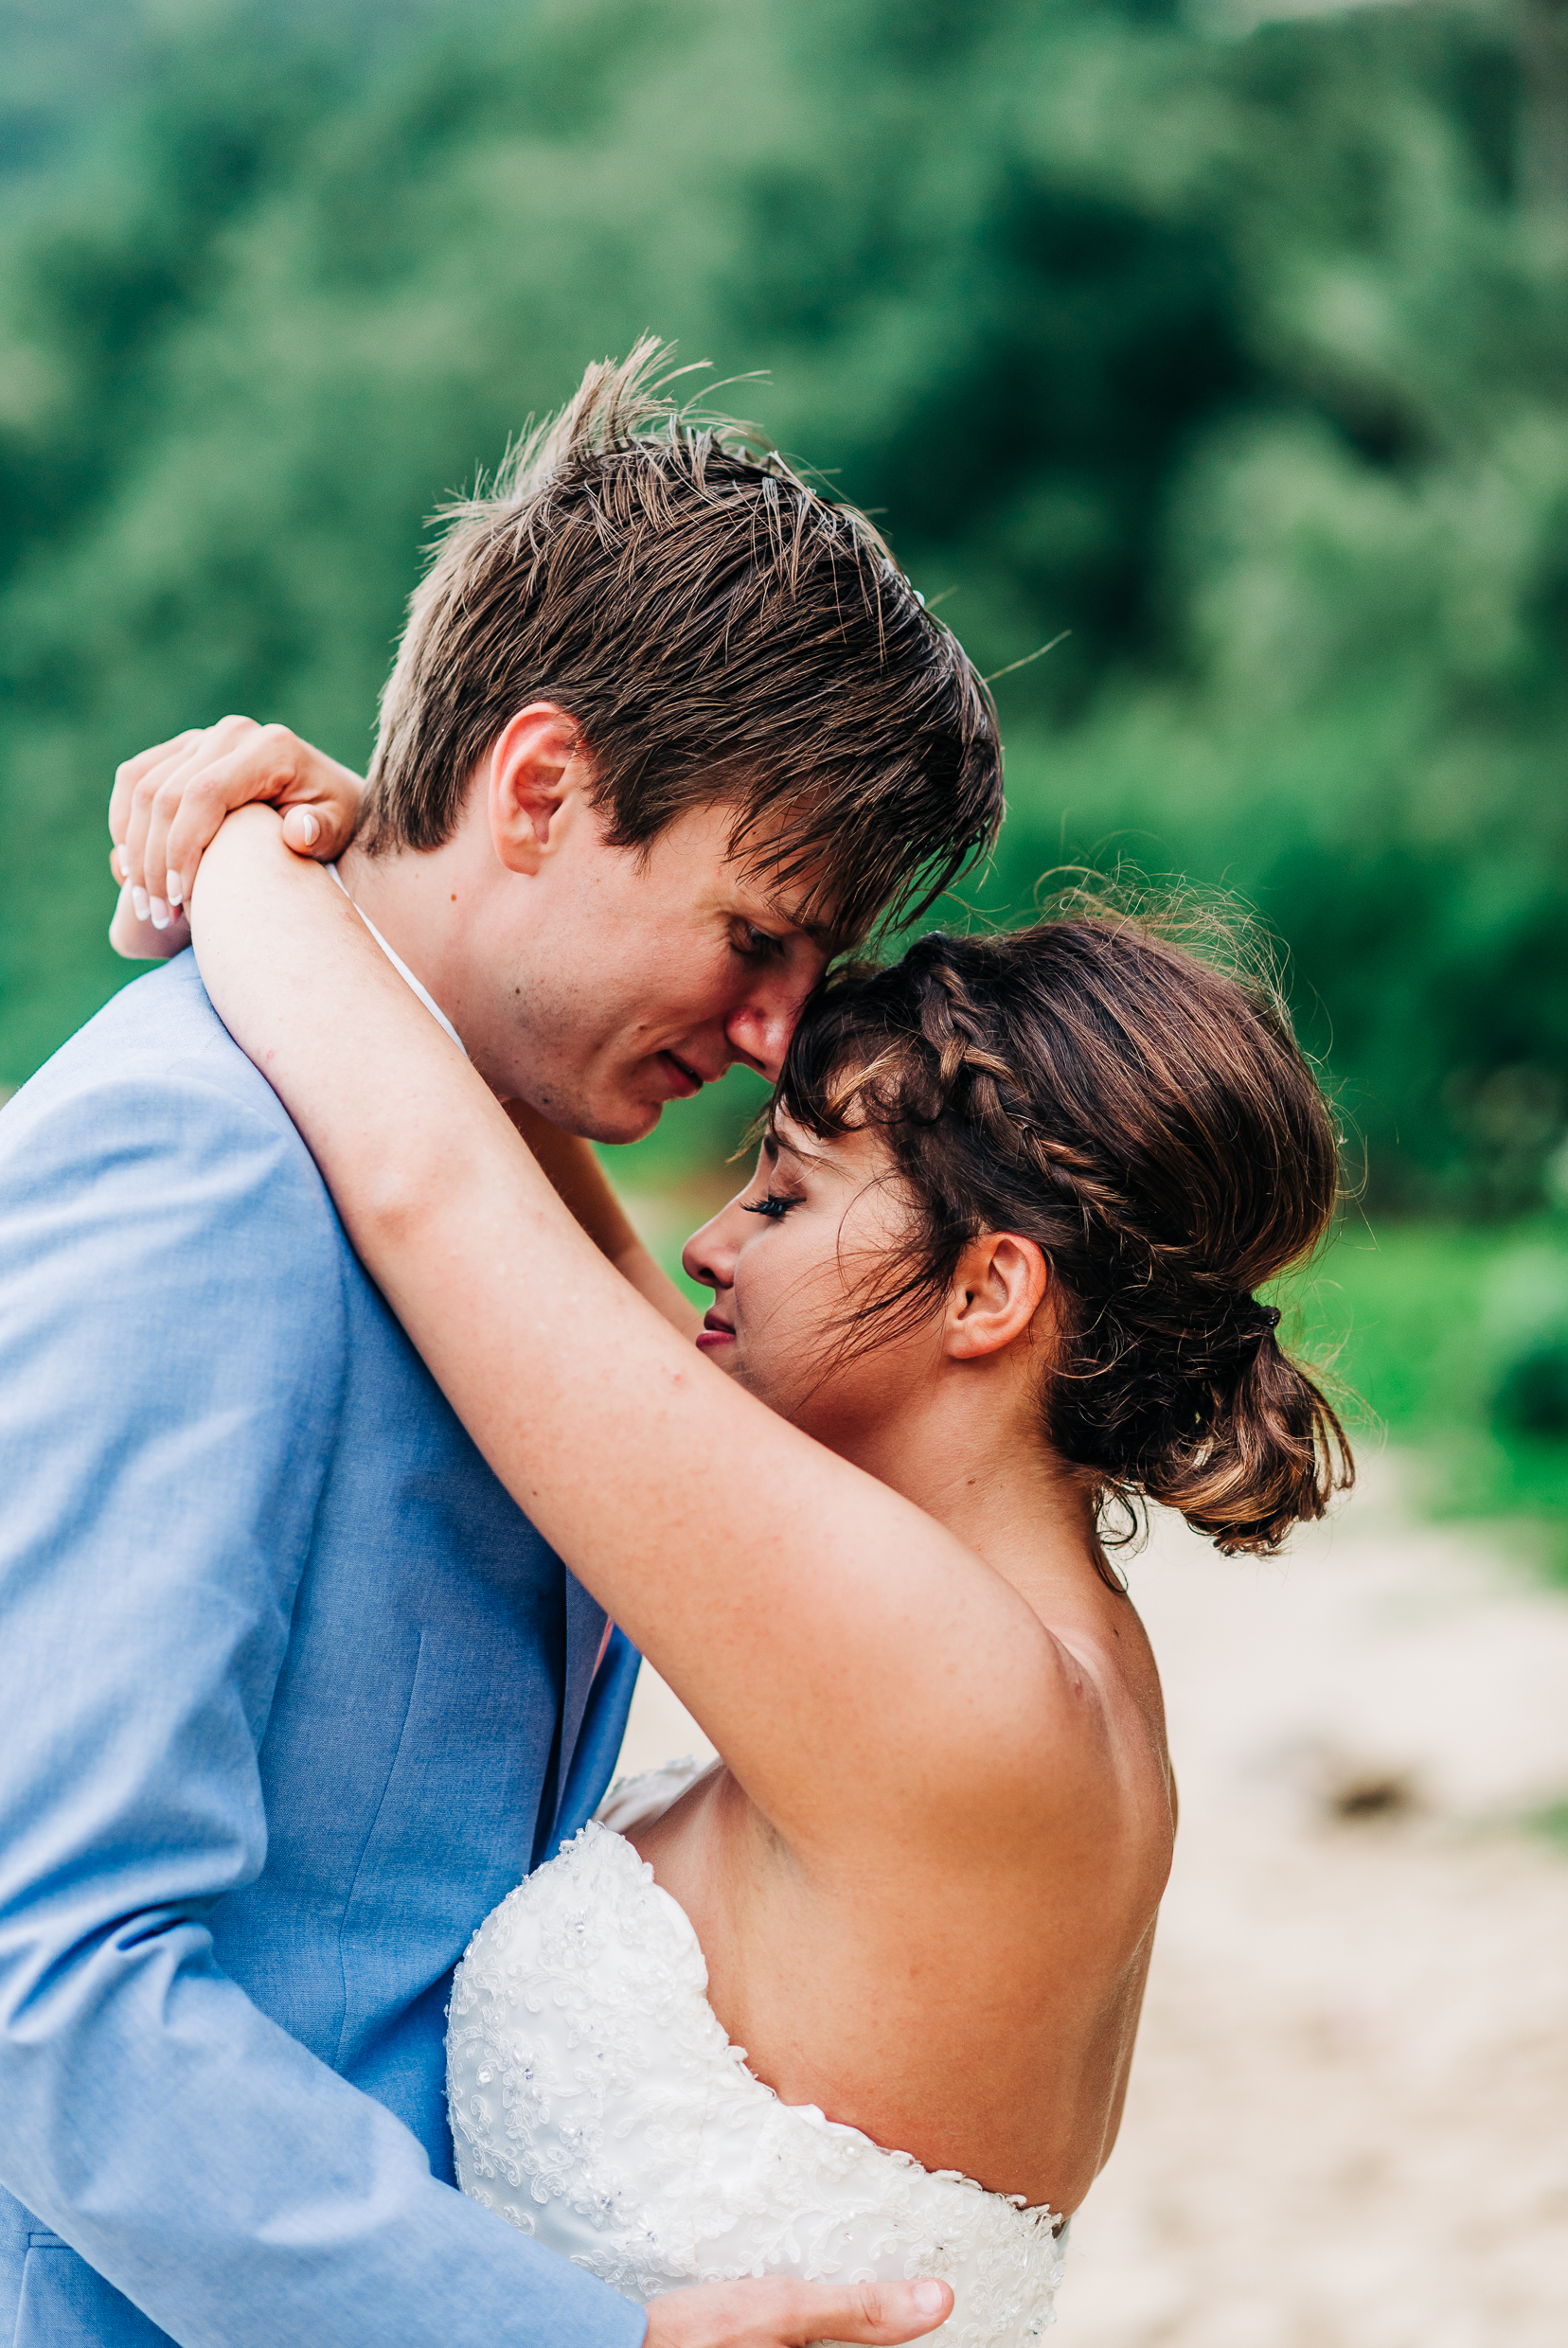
[361,339,1002,941]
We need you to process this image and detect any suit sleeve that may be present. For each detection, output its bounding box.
[0,1063,646,2348]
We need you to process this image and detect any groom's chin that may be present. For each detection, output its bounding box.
[576,1095,666,1147]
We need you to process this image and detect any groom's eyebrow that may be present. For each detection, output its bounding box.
[789,901,862,954]
[758,897,838,949]
[743,870,859,954]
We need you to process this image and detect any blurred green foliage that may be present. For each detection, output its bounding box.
[4,0,1568,1474]
[1528,1795,1568,1845]
[1289,1213,1568,1567]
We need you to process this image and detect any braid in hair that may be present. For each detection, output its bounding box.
[775,916,1352,1557]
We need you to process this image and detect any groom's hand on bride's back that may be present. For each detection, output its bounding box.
[107,716,362,959]
[644,2276,954,2348]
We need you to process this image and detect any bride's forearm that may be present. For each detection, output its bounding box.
[188,810,1059,1852]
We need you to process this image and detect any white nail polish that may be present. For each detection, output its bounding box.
[299,810,320,846]
[150,898,169,930]
[133,888,150,920]
[166,873,184,909]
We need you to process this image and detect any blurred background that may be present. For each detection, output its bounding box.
[2,1,1566,2335]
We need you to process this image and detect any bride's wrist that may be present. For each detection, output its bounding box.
[109,881,190,962]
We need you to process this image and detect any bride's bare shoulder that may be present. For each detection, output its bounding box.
[1007,1578,1174,1861]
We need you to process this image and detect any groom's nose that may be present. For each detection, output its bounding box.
[723,962,821,1081]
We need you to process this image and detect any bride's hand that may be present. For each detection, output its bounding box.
[107,716,363,959]
[644,2276,954,2348]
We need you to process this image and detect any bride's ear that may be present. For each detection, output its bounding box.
[942,1233,1050,1361]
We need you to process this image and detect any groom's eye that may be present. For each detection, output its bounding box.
[734,923,787,963]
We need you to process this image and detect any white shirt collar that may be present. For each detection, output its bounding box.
[328,862,467,1057]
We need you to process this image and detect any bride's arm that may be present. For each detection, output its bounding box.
[188,812,1075,1859]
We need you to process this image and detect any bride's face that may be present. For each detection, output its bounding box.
[681,1111,939,1445]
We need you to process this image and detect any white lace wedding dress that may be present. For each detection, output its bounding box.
[447,1759,1068,2344]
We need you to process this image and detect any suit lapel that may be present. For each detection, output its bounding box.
[555,1628,642,1847]
[553,1570,609,1820]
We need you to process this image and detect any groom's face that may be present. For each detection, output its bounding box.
[461,795,839,1142]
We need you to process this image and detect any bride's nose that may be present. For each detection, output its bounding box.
[681,1199,743,1292]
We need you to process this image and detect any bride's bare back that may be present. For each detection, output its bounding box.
[632,1572,1172,2215]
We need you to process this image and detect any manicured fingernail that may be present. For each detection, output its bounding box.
[166,872,183,909]
[913,2282,946,2316]
[116,847,132,882]
[298,810,320,845]
[150,898,169,930]
[133,887,150,920]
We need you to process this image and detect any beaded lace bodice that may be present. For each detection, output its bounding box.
[447,1760,1066,2345]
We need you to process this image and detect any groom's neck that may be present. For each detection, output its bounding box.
[336,835,482,1064]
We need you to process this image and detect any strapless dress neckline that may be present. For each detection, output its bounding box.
[447,1761,1067,2344]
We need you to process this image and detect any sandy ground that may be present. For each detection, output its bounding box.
[612,1460,1568,2347]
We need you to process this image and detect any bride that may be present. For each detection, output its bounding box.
[137,794,1349,2340]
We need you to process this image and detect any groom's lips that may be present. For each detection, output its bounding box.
[658,1049,706,1098]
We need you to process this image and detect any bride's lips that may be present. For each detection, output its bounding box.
[696,1310,736,1355]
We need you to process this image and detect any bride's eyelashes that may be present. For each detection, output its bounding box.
[742,1193,800,1221]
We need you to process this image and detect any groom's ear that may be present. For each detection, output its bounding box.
[486,703,593,873]
[942,1233,1050,1361]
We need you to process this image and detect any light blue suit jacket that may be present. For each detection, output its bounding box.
[0,954,646,2348]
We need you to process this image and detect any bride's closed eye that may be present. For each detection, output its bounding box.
[742,1194,800,1221]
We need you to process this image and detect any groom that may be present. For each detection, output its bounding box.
[0,359,1001,2348]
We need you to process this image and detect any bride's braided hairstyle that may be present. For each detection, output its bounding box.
[775,910,1353,1556]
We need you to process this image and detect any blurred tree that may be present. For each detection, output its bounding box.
[1520,0,1568,209]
